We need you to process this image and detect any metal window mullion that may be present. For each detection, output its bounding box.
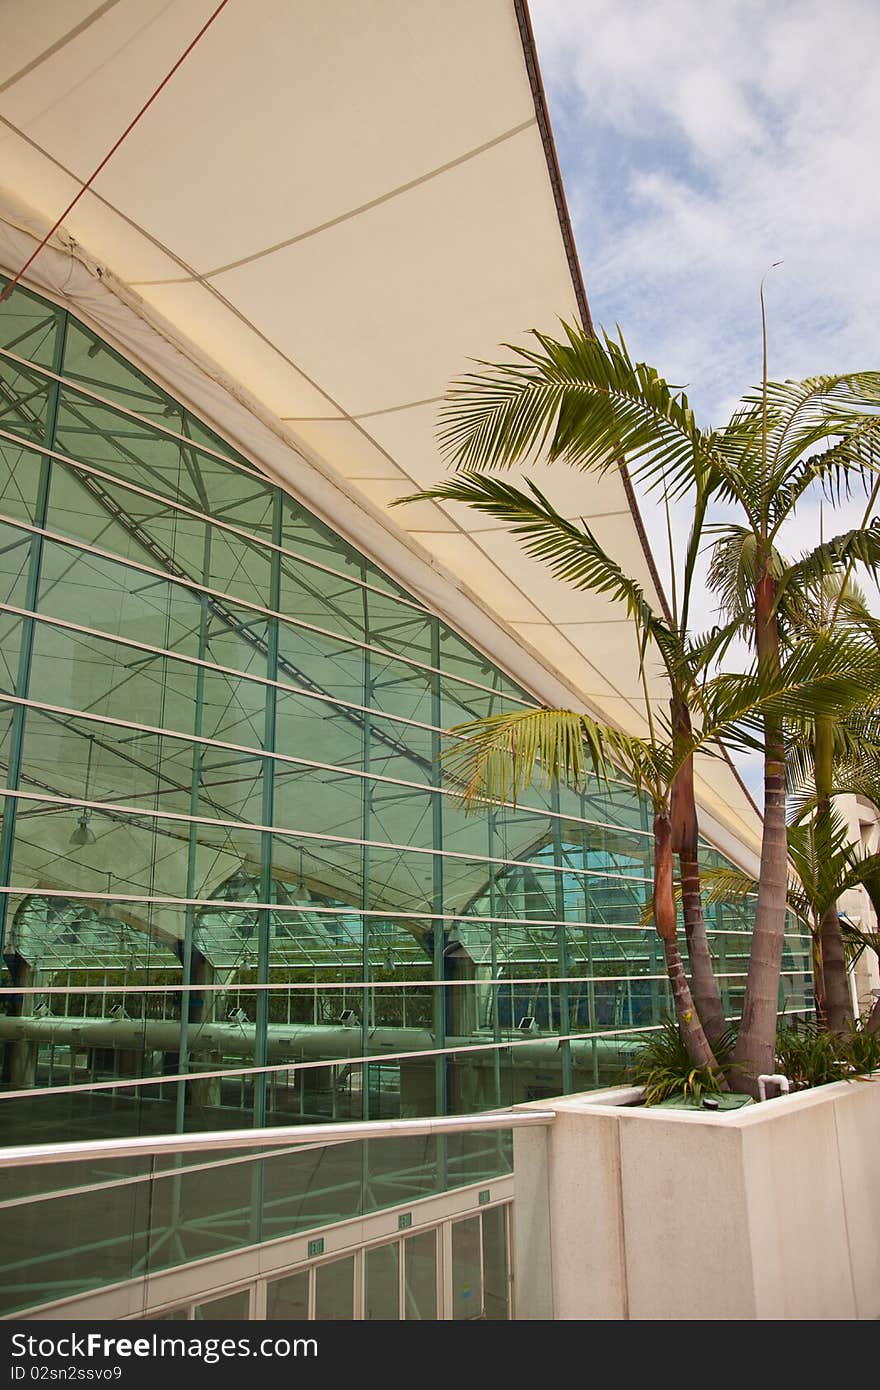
[0,307,67,954]
[440,1217,453,1320]
[551,783,573,1093]
[353,1247,364,1321]
[504,1201,514,1319]
[361,576,372,1124]
[430,617,446,1125]
[254,490,283,1132]
[251,1278,267,1320]
[486,813,502,1108]
[174,528,212,1136]
[579,792,600,1085]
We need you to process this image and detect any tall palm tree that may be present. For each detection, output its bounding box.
[409,317,880,1091]
[430,579,877,1077]
[702,807,880,1031]
[783,578,880,1029]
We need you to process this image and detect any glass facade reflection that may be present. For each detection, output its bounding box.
[0,279,814,1154]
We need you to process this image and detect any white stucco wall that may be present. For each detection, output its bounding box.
[513,1079,880,1320]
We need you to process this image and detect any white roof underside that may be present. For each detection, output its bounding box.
[0,0,762,866]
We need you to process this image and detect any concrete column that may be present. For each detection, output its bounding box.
[511,1124,553,1319]
[514,1095,632,1319]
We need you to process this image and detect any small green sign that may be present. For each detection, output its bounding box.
[307,1238,324,1257]
[478,1189,491,1205]
[398,1212,413,1230]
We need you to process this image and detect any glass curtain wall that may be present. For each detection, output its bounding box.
[0,279,814,1147]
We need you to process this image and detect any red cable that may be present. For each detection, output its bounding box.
[0,0,232,307]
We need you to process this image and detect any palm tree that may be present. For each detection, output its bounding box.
[409,315,880,1091]
[783,577,880,1029]
[703,807,880,1033]
[709,544,880,1076]
[432,598,876,1079]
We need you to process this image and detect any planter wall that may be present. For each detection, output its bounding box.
[512,1077,880,1320]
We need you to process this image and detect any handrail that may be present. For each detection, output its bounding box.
[0,1108,557,1169]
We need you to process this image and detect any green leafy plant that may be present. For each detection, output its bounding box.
[624,1017,736,1106]
[775,1019,844,1089]
[775,1017,880,1090]
[844,1023,880,1075]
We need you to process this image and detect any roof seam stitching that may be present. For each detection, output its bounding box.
[129,116,539,285]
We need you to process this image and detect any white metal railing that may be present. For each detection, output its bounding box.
[0,1107,557,1169]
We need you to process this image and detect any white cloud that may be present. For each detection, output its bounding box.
[529,0,880,798]
[531,0,880,419]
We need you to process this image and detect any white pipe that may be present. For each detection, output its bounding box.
[0,1014,639,1067]
[757,1073,790,1101]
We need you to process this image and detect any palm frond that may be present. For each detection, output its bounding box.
[394,471,676,667]
[705,525,787,622]
[699,864,758,905]
[436,324,724,499]
[776,521,880,614]
[694,634,880,757]
[740,371,880,485]
[440,707,664,809]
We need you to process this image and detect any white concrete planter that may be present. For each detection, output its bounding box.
[513,1076,880,1320]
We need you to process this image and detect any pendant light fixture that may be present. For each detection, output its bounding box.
[70,735,97,848]
[97,871,116,923]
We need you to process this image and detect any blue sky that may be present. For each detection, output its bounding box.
[530,0,880,798]
[531,0,880,423]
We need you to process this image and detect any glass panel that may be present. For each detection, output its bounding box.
[0,355,53,444]
[437,625,530,707]
[193,1289,250,1320]
[0,279,61,367]
[403,1230,437,1321]
[53,392,267,517]
[452,1215,482,1320]
[0,439,44,525]
[265,1269,309,1320]
[0,282,775,1320]
[281,496,410,602]
[313,1256,354,1320]
[0,1163,153,1317]
[61,319,251,470]
[0,617,23,695]
[482,1206,509,1320]
[364,1241,400,1320]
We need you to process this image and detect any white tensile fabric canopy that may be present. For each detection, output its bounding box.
[0,0,761,867]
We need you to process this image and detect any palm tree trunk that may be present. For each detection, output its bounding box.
[819,902,851,1032]
[670,696,726,1042]
[679,849,727,1041]
[814,714,853,1033]
[654,809,726,1080]
[811,934,827,1029]
[732,571,788,1096]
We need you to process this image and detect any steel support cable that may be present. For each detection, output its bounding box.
[0,0,233,307]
